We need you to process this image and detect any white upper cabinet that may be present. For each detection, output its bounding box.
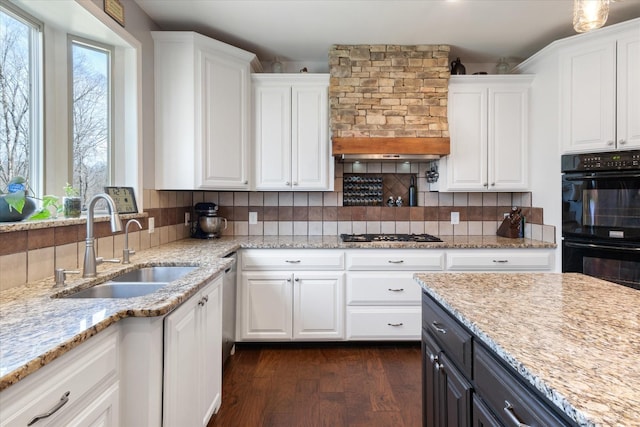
[560,30,640,153]
[437,76,532,192]
[253,74,333,191]
[153,32,260,190]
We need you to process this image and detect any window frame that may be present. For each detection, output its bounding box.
[0,3,43,198]
[67,35,115,205]
[8,0,143,214]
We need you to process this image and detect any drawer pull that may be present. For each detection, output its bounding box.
[387,322,403,327]
[387,260,404,264]
[28,391,70,426]
[387,288,404,292]
[503,400,531,427]
[493,259,509,263]
[285,260,301,264]
[430,321,447,334]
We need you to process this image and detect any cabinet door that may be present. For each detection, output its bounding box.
[488,86,528,190]
[254,83,292,190]
[560,40,616,153]
[472,395,502,427]
[440,353,472,427]
[617,34,640,149]
[200,279,223,425]
[422,330,440,427]
[445,85,488,190]
[64,383,120,427]
[198,49,251,189]
[164,297,199,427]
[293,272,344,340]
[291,83,330,190]
[238,272,293,340]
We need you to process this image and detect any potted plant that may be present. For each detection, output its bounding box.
[62,183,82,218]
[0,176,37,222]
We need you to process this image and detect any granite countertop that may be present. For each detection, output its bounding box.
[0,235,553,392]
[414,272,640,427]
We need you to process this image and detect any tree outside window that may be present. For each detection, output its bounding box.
[71,41,111,208]
[0,8,35,192]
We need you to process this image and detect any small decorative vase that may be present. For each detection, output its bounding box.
[0,196,37,222]
[496,58,510,74]
[63,197,82,218]
[450,57,466,75]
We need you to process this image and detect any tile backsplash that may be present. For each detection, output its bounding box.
[0,166,555,290]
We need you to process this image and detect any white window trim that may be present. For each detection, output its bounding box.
[12,0,143,211]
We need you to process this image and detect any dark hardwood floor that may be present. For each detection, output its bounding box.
[208,342,422,427]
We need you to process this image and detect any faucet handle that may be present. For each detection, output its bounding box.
[54,268,80,287]
[96,257,121,265]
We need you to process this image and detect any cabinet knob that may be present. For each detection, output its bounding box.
[619,139,626,145]
[285,181,291,186]
[244,180,248,185]
[286,278,292,282]
[294,277,300,282]
[293,182,298,186]
[483,183,488,188]
[607,140,615,146]
[491,183,495,187]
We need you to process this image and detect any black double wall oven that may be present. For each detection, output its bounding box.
[562,150,640,290]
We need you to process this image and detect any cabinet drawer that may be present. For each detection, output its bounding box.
[0,328,119,427]
[347,307,421,340]
[347,273,422,305]
[346,250,445,271]
[241,249,344,270]
[422,293,473,376]
[446,250,553,271]
[474,344,571,427]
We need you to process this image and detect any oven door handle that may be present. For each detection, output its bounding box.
[564,173,640,181]
[565,241,640,252]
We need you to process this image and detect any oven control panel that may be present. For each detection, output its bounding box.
[562,150,640,172]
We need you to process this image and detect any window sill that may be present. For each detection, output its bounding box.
[0,212,148,234]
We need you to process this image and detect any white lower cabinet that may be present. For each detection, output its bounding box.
[238,250,345,341]
[163,275,223,427]
[345,250,446,341]
[238,271,344,341]
[0,328,119,427]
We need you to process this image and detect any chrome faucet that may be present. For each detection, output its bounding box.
[122,219,142,264]
[83,193,123,278]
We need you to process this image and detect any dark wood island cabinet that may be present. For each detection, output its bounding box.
[421,291,576,427]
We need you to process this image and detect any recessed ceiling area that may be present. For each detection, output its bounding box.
[134,0,640,70]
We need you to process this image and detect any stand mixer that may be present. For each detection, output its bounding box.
[191,202,227,239]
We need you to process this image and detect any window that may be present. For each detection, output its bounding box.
[0,5,41,195]
[70,39,112,207]
[1,0,141,218]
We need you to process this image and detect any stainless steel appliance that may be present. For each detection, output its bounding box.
[222,252,236,367]
[561,150,640,290]
[340,233,443,243]
[191,202,227,239]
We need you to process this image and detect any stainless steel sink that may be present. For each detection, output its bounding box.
[60,266,198,299]
[109,266,197,283]
[64,282,168,298]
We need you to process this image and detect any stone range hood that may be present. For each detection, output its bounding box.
[329,44,450,162]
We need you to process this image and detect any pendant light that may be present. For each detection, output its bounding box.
[573,0,610,33]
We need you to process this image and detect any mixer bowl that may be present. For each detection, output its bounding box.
[199,216,227,237]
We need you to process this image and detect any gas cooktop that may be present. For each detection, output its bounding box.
[340,233,443,243]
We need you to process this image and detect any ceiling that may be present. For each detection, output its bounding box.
[134,0,640,70]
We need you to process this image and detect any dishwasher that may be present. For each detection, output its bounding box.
[222,252,237,367]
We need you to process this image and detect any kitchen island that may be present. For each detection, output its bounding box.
[415,272,640,427]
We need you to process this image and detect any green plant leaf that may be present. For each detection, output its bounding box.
[42,194,60,208]
[4,191,26,213]
[29,209,52,220]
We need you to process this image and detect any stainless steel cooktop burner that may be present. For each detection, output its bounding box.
[340,233,443,243]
